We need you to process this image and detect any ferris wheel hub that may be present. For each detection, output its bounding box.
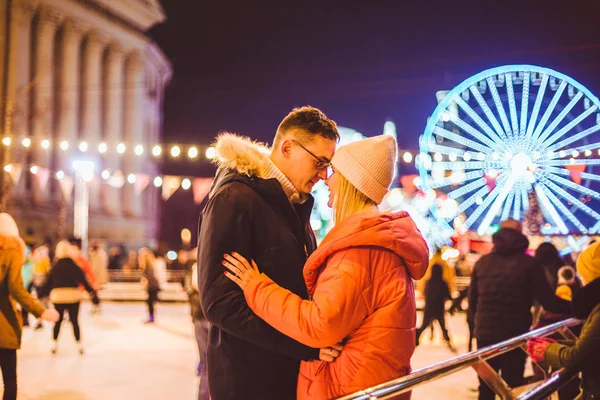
[510,152,535,180]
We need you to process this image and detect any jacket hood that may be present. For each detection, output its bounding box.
[303,211,429,291]
[492,228,529,255]
[0,234,26,258]
[213,133,272,178]
[572,277,600,319]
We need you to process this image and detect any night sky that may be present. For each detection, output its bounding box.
[150,0,600,154]
[149,0,600,246]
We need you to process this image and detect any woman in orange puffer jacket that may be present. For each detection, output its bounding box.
[223,135,429,399]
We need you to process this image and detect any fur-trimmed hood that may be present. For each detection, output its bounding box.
[213,133,271,178]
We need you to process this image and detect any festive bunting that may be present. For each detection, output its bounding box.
[565,164,586,185]
[162,175,181,201]
[8,163,22,185]
[36,167,50,191]
[58,176,74,201]
[134,173,151,195]
[192,178,213,205]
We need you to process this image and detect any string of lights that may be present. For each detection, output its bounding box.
[1,136,217,160]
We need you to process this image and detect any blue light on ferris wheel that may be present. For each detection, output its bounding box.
[419,65,600,235]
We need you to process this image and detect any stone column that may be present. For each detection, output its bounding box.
[5,0,36,199]
[30,6,61,205]
[122,51,144,217]
[81,31,105,212]
[56,19,85,172]
[101,43,125,216]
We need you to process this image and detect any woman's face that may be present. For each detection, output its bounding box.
[324,169,338,208]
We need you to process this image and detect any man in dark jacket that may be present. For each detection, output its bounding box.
[469,218,572,400]
[198,107,340,399]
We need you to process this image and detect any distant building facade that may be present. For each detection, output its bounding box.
[0,0,171,246]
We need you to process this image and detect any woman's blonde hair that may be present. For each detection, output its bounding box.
[54,240,72,260]
[333,172,377,223]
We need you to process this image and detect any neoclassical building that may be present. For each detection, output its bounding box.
[0,0,172,247]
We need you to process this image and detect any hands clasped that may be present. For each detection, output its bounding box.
[222,252,344,363]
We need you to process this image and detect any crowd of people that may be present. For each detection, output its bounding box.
[1,105,599,400]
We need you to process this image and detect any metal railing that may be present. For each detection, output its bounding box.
[335,318,582,400]
[518,368,579,399]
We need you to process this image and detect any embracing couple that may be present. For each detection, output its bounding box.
[197,106,429,400]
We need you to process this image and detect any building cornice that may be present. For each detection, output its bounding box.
[86,0,165,31]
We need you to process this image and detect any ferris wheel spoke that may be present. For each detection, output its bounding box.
[465,174,507,229]
[513,186,523,220]
[455,96,505,146]
[536,92,583,145]
[501,190,515,221]
[534,184,575,234]
[458,186,490,215]
[543,171,600,201]
[486,77,514,137]
[505,73,520,137]
[526,74,549,139]
[541,166,571,177]
[477,175,516,235]
[450,115,501,150]
[591,220,600,234]
[541,158,600,167]
[545,141,600,161]
[548,124,600,153]
[430,161,490,170]
[447,177,487,199]
[541,105,597,150]
[519,72,531,137]
[521,185,530,213]
[426,143,467,157]
[539,176,600,220]
[430,170,484,189]
[469,85,508,140]
[432,127,492,154]
[531,81,567,142]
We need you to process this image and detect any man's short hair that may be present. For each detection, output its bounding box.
[500,218,523,233]
[273,106,339,147]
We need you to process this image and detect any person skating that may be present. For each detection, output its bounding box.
[40,240,97,355]
[0,213,59,400]
[416,263,457,353]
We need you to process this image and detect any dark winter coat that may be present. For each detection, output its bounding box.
[424,264,451,316]
[40,258,95,303]
[469,228,571,342]
[197,134,319,400]
[546,277,600,398]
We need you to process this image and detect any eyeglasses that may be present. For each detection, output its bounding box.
[292,140,331,171]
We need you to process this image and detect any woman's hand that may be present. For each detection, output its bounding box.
[222,252,261,290]
[319,343,343,362]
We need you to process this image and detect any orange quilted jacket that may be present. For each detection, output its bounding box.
[243,211,429,399]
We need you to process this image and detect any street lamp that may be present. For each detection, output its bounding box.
[72,159,95,252]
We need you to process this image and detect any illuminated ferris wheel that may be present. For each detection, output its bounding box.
[417,65,600,236]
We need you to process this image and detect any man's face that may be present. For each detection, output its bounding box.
[284,135,336,195]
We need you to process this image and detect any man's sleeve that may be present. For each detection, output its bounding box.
[198,184,318,361]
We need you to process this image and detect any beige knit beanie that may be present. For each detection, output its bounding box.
[331,135,397,204]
